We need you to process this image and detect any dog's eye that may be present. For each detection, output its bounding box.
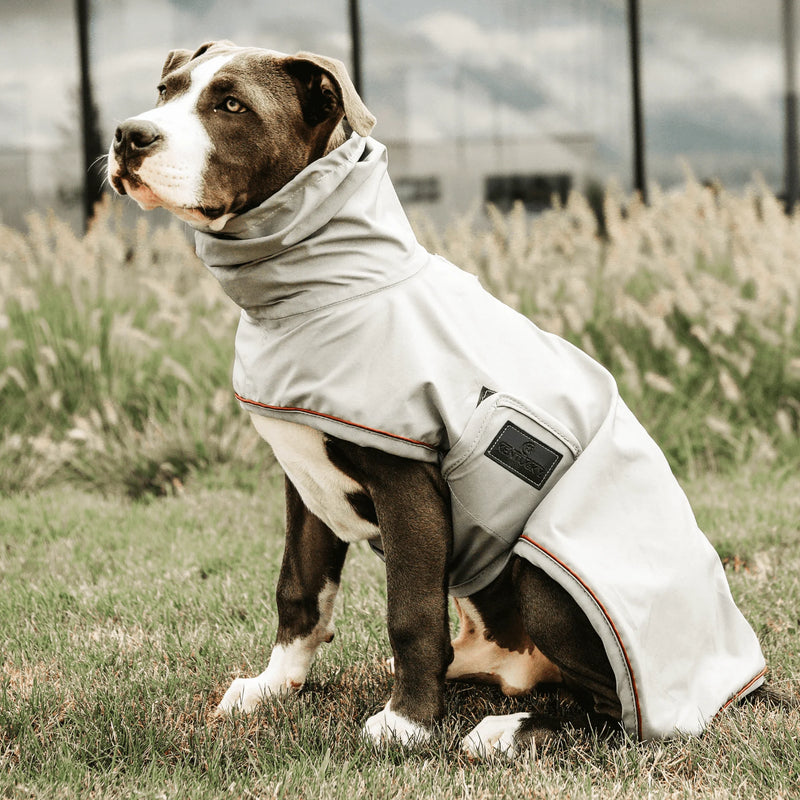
[157,84,168,102]
[219,96,248,114]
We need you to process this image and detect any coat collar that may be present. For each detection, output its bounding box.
[195,135,424,321]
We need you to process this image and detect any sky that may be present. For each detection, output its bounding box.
[0,0,791,209]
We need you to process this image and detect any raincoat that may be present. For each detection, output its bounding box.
[196,134,766,740]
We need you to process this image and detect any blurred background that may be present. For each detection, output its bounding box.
[2,1,800,496]
[0,0,793,231]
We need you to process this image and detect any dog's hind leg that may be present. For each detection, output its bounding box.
[513,559,621,719]
[462,557,621,758]
[446,566,561,695]
[216,477,349,715]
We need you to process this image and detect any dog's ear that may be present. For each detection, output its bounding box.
[160,41,237,80]
[284,52,376,137]
[189,40,236,60]
[160,49,194,80]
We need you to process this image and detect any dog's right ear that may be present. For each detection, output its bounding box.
[160,41,236,80]
[160,49,193,80]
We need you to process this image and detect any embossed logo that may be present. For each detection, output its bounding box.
[485,421,562,490]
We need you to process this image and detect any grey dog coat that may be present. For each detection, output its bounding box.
[196,134,766,741]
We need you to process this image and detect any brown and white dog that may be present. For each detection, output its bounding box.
[107,41,626,757]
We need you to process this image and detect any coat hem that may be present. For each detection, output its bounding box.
[719,667,768,713]
[235,392,440,456]
[516,532,643,740]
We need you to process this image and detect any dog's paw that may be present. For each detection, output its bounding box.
[216,675,301,715]
[461,713,530,759]
[361,701,431,747]
[216,677,267,715]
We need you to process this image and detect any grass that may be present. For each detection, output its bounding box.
[2,181,800,795]
[0,203,265,497]
[2,176,800,496]
[1,466,798,799]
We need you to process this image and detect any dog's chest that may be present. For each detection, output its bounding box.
[249,414,379,542]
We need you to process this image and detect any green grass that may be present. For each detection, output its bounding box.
[1,466,798,799]
[2,184,800,796]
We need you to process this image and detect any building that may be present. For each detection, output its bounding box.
[385,133,596,226]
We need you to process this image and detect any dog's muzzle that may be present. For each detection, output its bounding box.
[113,120,163,162]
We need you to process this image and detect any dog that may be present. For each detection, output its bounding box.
[108,41,768,757]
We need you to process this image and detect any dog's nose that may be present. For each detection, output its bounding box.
[113,120,162,158]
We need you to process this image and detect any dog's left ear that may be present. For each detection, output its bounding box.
[284,52,376,137]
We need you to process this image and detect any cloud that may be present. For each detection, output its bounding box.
[0,0,787,194]
[642,0,779,43]
[410,10,629,142]
[0,9,78,149]
[642,21,780,109]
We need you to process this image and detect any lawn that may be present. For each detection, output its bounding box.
[1,465,798,799]
[2,180,800,797]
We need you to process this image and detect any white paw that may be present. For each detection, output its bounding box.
[461,713,529,759]
[362,701,432,747]
[216,674,300,715]
[217,640,316,715]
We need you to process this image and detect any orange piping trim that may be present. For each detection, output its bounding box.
[720,667,768,712]
[234,392,438,451]
[519,533,643,740]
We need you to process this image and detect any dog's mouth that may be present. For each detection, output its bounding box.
[118,176,163,211]
[115,173,233,231]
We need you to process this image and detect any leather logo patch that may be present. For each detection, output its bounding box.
[485,421,562,490]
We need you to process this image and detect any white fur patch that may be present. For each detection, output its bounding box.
[217,579,338,714]
[126,54,236,215]
[250,414,380,542]
[362,701,432,747]
[446,597,561,695]
[462,712,530,759]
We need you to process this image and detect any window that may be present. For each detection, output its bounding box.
[485,173,572,212]
[394,175,441,204]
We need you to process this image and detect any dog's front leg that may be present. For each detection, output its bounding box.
[217,477,349,714]
[357,454,453,746]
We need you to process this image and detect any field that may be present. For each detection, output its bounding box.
[1,470,798,799]
[2,178,800,494]
[1,178,800,798]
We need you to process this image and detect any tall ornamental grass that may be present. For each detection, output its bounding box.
[1,175,799,495]
[0,202,263,496]
[415,175,800,471]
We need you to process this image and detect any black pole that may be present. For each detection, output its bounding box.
[783,0,799,212]
[348,0,364,99]
[627,0,647,202]
[76,0,104,231]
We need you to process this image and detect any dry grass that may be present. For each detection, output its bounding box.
[2,178,800,495]
[415,174,800,471]
[0,201,269,496]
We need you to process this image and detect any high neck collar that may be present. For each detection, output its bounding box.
[195,135,424,321]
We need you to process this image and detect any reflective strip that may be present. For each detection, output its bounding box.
[518,533,642,740]
[234,392,439,452]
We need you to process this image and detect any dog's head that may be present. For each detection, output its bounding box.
[107,41,376,231]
